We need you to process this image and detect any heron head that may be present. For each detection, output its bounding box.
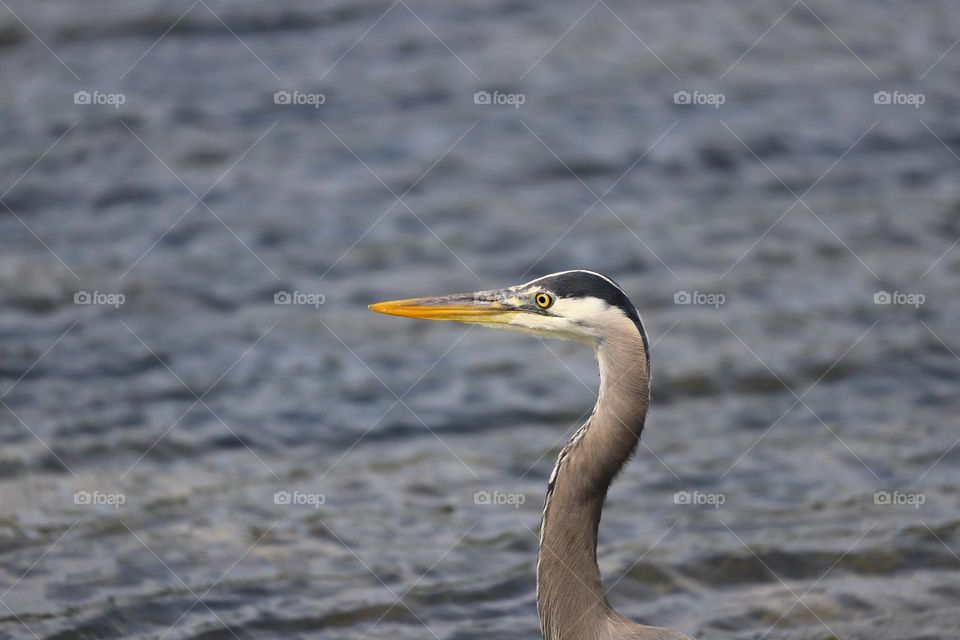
[369,270,648,350]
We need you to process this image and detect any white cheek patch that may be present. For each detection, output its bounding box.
[504,296,611,343]
[505,312,573,338]
[549,296,608,320]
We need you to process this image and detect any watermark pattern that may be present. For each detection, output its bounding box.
[474,490,525,508]
[3,6,956,640]
[274,90,326,108]
[674,290,726,308]
[74,291,125,308]
[473,90,525,108]
[74,490,126,508]
[673,490,726,508]
[274,490,325,508]
[274,290,325,308]
[674,90,725,108]
[873,90,925,108]
[74,90,126,108]
[873,290,925,308]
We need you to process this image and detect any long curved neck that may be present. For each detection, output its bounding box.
[536,326,650,640]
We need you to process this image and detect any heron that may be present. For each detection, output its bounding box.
[369,270,694,640]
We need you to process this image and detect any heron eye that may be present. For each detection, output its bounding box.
[535,292,554,309]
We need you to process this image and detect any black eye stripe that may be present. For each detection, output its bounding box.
[524,271,649,366]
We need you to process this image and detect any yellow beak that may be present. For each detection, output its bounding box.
[368,293,516,324]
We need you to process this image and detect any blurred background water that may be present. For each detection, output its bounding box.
[0,1,959,638]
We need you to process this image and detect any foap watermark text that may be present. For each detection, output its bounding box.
[274,490,325,508]
[674,290,725,308]
[674,490,725,508]
[74,490,126,509]
[874,90,925,108]
[274,90,325,108]
[75,291,125,308]
[874,291,924,308]
[474,490,525,508]
[674,90,725,108]
[74,90,126,108]
[874,490,925,508]
[275,290,325,308]
[474,90,525,108]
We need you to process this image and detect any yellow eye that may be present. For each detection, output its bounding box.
[535,292,553,309]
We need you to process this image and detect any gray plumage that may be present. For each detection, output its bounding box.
[369,270,695,640]
[535,278,692,640]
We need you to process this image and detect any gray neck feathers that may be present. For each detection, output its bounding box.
[536,318,650,640]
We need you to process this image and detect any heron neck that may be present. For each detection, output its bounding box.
[536,329,650,640]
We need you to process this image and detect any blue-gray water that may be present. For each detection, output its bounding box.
[0,1,959,638]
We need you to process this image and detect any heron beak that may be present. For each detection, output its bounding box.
[368,292,517,324]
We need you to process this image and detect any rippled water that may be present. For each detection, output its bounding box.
[1,1,959,638]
